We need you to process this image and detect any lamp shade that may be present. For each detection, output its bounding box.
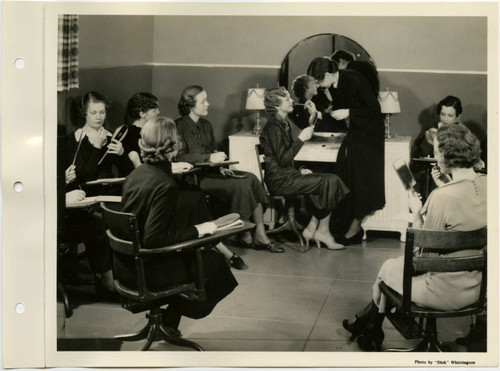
[246,88,265,110]
[378,90,401,114]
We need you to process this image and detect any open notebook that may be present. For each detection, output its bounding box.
[213,213,244,231]
[66,195,121,208]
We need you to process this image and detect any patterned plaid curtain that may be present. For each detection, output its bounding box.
[57,15,79,91]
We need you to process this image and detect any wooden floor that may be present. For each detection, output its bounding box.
[57,230,477,353]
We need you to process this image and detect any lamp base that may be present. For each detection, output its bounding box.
[385,114,394,139]
[252,112,262,135]
[252,126,262,135]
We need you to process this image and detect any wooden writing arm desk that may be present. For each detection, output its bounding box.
[294,135,344,162]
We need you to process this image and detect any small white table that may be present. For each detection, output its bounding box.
[228,130,411,241]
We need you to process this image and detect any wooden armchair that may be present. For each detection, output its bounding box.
[101,202,254,351]
[255,144,308,252]
[380,227,487,352]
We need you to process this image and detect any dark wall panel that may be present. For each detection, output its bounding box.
[151,65,278,148]
[58,66,153,132]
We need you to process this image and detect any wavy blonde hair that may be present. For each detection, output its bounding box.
[139,117,181,163]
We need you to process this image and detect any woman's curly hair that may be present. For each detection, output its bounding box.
[263,87,288,114]
[139,117,181,163]
[292,74,314,99]
[436,123,481,169]
[178,85,204,116]
[126,92,158,120]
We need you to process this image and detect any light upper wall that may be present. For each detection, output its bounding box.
[152,16,487,72]
[79,15,154,69]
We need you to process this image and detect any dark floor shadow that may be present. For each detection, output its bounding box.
[57,338,123,351]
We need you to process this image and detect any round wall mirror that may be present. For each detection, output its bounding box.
[279,33,376,92]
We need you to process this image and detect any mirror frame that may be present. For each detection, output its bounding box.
[278,33,375,89]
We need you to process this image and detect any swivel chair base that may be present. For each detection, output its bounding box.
[115,307,204,351]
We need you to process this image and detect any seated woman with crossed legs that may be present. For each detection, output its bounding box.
[342,123,487,351]
[259,87,349,250]
[175,85,281,253]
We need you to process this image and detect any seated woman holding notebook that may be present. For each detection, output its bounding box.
[66,91,129,195]
[175,85,280,253]
[119,94,245,269]
[342,123,487,351]
[120,117,239,329]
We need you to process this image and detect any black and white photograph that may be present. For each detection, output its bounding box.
[1,1,498,368]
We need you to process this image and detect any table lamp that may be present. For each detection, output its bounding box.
[378,88,401,139]
[246,86,266,135]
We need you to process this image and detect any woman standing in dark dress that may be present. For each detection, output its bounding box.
[307,57,385,245]
[65,91,128,195]
[120,117,238,328]
[175,85,282,253]
[260,87,349,250]
[120,93,246,269]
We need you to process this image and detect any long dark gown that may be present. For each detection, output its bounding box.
[332,69,386,220]
[120,161,238,319]
[259,114,349,219]
[175,115,267,219]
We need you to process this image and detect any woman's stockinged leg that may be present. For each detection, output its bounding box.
[345,218,362,239]
[252,203,271,245]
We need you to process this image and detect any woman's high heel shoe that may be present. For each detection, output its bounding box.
[302,228,317,248]
[313,231,345,250]
[342,316,368,341]
[337,228,364,246]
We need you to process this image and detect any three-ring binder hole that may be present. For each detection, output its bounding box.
[13,182,24,192]
[15,303,25,314]
[15,58,25,69]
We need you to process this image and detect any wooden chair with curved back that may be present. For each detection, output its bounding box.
[380,227,487,352]
[100,201,253,351]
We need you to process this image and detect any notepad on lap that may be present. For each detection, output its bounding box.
[213,213,243,230]
[66,195,121,208]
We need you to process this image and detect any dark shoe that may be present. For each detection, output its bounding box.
[253,240,284,253]
[161,307,182,338]
[357,327,385,351]
[235,239,255,249]
[227,254,247,270]
[95,284,121,303]
[342,315,368,341]
[455,321,487,346]
[337,228,364,246]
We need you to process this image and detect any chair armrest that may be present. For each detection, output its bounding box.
[139,220,255,256]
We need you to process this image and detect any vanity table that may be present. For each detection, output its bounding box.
[228,130,412,241]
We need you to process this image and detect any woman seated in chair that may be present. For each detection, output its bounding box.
[65,91,129,195]
[120,116,238,329]
[175,85,281,253]
[342,123,487,351]
[259,87,349,250]
[120,92,245,269]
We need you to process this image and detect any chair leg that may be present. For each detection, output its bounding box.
[159,324,204,351]
[386,318,451,352]
[57,280,73,318]
[114,321,151,342]
[116,307,204,351]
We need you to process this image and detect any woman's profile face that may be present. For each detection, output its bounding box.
[439,105,459,125]
[191,90,209,117]
[305,80,318,97]
[86,101,106,130]
[433,137,450,174]
[278,91,294,114]
[141,107,160,122]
